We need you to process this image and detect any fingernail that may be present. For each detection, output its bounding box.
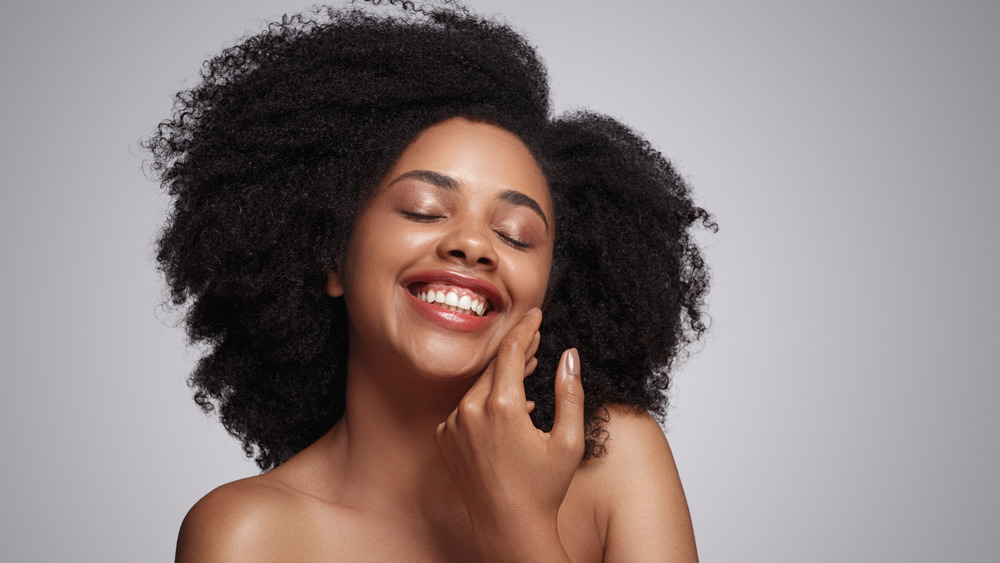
[566,348,579,376]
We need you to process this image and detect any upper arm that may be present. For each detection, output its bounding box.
[175,481,299,563]
[597,406,698,563]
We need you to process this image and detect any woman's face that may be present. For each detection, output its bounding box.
[328,117,554,382]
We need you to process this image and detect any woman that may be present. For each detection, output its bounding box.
[148,2,713,560]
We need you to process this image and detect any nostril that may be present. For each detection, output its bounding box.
[441,236,497,267]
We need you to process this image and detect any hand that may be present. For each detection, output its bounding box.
[434,308,585,560]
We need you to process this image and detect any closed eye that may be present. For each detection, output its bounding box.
[495,230,530,249]
[402,211,444,222]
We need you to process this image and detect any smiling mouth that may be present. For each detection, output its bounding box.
[409,282,492,317]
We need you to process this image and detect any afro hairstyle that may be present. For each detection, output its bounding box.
[146,1,715,471]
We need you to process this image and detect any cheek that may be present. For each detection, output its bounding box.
[510,252,553,306]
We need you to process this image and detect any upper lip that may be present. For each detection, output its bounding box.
[401,269,504,313]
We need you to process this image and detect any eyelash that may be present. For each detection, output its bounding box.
[496,232,530,249]
[402,212,531,249]
[402,211,443,222]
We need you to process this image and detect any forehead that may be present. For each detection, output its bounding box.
[381,117,552,215]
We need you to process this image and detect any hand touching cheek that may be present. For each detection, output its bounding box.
[434,309,585,561]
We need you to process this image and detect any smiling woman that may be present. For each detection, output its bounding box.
[147,1,714,560]
[330,118,554,382]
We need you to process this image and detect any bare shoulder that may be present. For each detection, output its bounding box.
[584,404,698,562]
[176,475,309,562]
[600,404,672,451]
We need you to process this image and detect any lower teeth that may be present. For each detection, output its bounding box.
[441,303,476,316]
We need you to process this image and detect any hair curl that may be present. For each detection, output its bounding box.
[147,1,715,471]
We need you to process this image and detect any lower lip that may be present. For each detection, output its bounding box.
[405,290,496,332]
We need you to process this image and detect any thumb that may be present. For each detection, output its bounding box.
[551,348,585,456]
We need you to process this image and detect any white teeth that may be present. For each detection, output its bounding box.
[415,285,489,317]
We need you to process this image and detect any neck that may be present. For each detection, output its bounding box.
[317,348,474,517]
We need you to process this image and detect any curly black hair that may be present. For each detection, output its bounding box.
[146,1,715,471]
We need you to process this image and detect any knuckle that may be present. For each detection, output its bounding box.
[558,433,585,457]
[487,393,516,414]
[564,386,583,404]
[498,337,521,356]
[457,399,482,419]
[560,377,584,402]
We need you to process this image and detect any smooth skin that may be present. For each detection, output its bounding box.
[176,119,697,562]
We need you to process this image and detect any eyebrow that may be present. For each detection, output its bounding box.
[388,169,550,230]
[497,189,549,230]
[390,169,459,191]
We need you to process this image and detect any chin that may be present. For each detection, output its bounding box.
[400,333,499,382]
[404,350,492,384]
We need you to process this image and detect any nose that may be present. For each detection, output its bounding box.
[437,222,498,269]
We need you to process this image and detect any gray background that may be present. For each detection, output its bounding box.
[1,0,997,560]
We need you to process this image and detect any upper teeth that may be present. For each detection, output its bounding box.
[417,287,488,316]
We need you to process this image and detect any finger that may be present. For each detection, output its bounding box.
[522,330,540,378]
[475,314,537,394]
[447,354,498,430]
[490,308,543,406]
[525,330,540,366]
[523,356,538,378]
[551,348,585,457]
